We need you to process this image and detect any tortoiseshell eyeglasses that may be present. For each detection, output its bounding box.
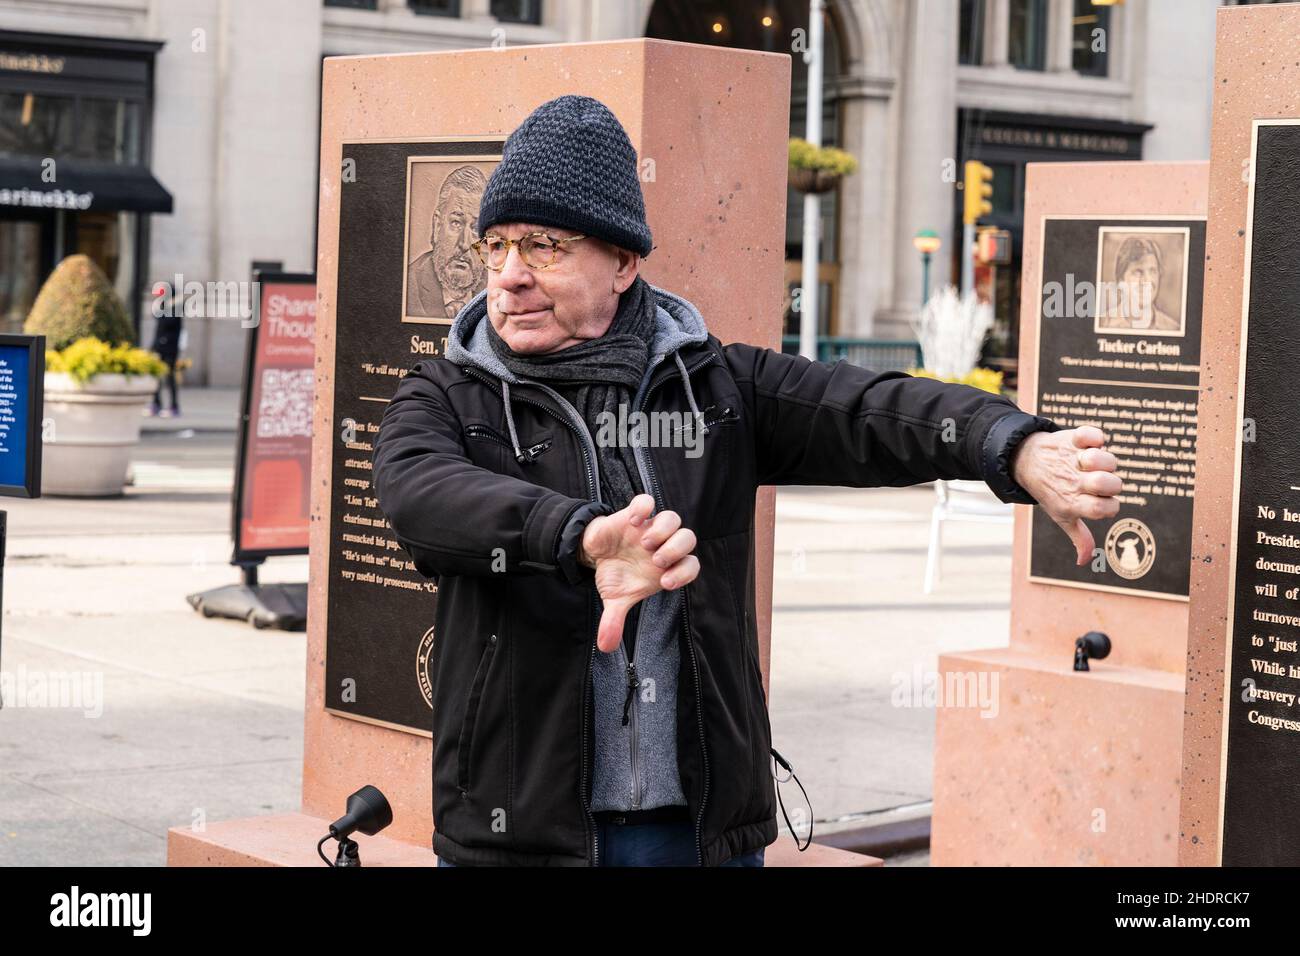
[471,231,588,271]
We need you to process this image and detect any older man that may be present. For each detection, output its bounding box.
[372,95,1121,868]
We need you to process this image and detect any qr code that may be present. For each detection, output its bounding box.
[257,368,314,438]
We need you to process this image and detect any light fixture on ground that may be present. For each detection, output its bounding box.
[318,785,393,867]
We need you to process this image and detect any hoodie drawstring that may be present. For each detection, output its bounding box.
[674,352,709,439]
[501,381,526,463]
[501,353,704,464]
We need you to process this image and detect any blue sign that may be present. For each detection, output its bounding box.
[0,344,29,489]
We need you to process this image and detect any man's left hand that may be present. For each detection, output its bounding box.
[1010,425,1123,566]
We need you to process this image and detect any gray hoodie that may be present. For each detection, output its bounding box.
[444,281,712,814]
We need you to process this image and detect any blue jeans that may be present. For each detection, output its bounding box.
[436,821,765,867]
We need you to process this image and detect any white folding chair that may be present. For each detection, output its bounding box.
[924,479,1014,594]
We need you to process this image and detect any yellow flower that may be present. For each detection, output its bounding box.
[44,336,168,384]
[909,366,1004,395]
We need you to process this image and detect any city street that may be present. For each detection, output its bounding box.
[0,387,1013,866]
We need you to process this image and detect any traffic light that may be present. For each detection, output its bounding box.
[976,227,1012,265]
[963,160,994,225]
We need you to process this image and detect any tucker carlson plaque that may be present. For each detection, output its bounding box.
[1030,215,1205,600]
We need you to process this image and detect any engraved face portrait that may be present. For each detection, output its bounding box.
[1094,227,1189,337]
[401,158,495,324]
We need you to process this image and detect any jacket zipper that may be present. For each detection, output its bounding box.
[463,367,600,501]
[634,350,715,865]
[464,423,552,460]
[585,592,601,866]
[591,352,714,844]
[621,619,644,809]
[464,364,604,865]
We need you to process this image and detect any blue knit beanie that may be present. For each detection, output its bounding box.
[478,94,653,258]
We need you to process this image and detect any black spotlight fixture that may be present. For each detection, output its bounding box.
[1073,631,1112,672]
[317,785,394,867]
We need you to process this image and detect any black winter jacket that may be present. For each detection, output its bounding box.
[371,283,1057,866]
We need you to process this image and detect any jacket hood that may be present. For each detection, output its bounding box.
[444,281,710,383]
[442,281,713,469]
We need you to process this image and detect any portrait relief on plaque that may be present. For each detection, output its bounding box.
[401,157,496,325]
[1093,226,1190,337]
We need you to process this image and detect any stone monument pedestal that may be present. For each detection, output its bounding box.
[931,160,1209,866]
[1179,3,1300,867]
[933,648,1183,865]
[166,812,880,867]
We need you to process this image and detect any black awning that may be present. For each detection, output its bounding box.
[0,157,172,213]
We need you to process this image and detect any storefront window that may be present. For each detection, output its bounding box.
[959,0,985,66]
[408,0,459,15]
[86,210,135,306]
[0,91,75,157]
[990,162,1015,214]
[0,33,164,339]
[78,98,141,165]
[0,217,43,333]
[0,91,142,164]
[1008,0,1048,71]
[491,0,541,24]
[1073,0,1111,77]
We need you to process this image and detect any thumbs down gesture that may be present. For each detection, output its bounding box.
[578,493,700,654]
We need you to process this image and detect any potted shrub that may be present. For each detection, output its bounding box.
[789,137,859,194]
[24,255,166,496]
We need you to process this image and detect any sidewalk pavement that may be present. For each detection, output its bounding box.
[0,387,1015,865]
[770,484,1013,855]
[140,386,241,433]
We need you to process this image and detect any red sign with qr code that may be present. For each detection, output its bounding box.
[235,277,316,557]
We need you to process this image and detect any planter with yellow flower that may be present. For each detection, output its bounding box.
[789,138,859,194]
[41,338,166,496]
[23,255,166,496]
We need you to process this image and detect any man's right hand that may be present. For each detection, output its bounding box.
[579,493,700,654]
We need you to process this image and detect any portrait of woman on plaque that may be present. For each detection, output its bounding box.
[1094,227,1189,336]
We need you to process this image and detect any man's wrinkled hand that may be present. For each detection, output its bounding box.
[1011,425,1123,567]
[579,493,700,653]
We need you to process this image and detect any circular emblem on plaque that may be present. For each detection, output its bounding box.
[417,625,436,708]
[1104,518,1156,580]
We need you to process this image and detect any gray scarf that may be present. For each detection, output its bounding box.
[485,275,658,510]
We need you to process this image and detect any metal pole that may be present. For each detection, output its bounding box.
[921,252,932,307]
[799,0,825,362]
[960,222,975,297]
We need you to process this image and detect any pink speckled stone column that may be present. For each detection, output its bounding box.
[1178,4,1300,867]
[932,160,1208,865]
[306,37,790,846]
